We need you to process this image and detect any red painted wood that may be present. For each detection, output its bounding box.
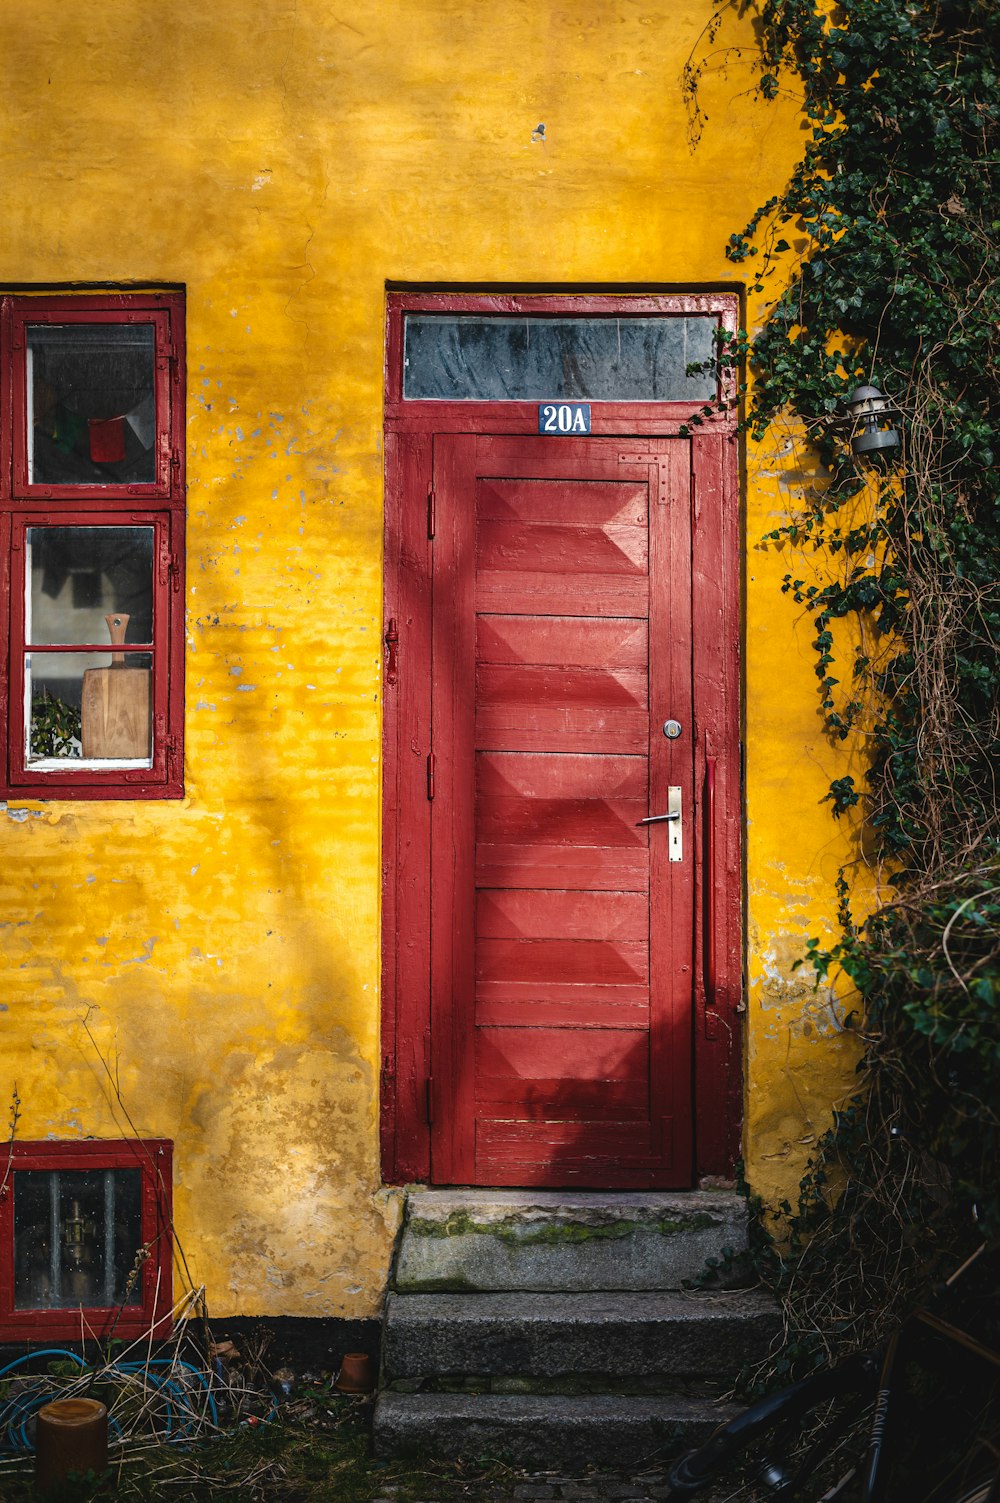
[0,1137,173,1342]
[477,889,647,940]
[478,665,649,710]
[387,404,732,437]
[476,996,650,1030]
[477,937,649,986]
[477,751,647,799]
[651,442,695,1169]
[476,796,647,847]
[477,571,648,617]
[381,290,743,1189]
[691,431,743,1178]
[426,435,695,1187]
[476,843,649,892]
[478,615,647,669]
[383,290,740,409]
[428,434,479,1183]
[475,1120,669,1188]
[380,430,434,1184]
[0,293,184,800]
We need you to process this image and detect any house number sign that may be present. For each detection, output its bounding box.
[538,402,591,434]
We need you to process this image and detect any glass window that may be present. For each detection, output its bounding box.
[28,526,154,645]
[25,527,154,766]
[13,1168,143,1310]
[402,314,718,401]
[0,1139,173,1339]
[27,324,156,485]
[0,293,184,798]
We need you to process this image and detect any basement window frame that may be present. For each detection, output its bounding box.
[0,1138,174,1343]
[0,292,185,800]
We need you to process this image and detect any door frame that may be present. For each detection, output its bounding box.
[380,289,743,1187]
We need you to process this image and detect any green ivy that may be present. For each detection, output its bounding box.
[695,0,1000,1354]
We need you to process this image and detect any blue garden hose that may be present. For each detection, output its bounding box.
[0,1347,223,1453]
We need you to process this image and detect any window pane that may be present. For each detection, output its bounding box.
[28,651,153,763]
[13,1168,143,1309]
[402,314,718,401]
[28,323,156,485]
[28,526,154,647]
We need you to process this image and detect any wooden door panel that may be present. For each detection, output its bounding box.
[477,794,646,846]
[476,712,649,755]
[430,434,695,1187]
[477,616,648,670]
[477,808,647,852]
[476,1121,661,1188]
[477,751,647,800]
[476,937,649,986]
[475,844,650,892]
[476,991,650,1030]
[476,1027,650,1119]
[477,519,649,576]
[477,477,648,525]
[477,571,649,616]
[476,889,648,941]
[477,665,648,710]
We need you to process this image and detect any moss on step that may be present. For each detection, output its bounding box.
[406,1211,720,1245]
[383,1373,731,1399]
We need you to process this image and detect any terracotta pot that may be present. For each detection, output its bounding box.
[335,1352,376,1393]
[35,1397,109,1494]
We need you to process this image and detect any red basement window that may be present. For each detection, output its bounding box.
[0,292,185,799]
[0,1139,173,1342]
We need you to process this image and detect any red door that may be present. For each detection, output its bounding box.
[381,291,743,1194]
[428,435,694,1187]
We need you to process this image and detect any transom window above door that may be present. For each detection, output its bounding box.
[402,312,719,402]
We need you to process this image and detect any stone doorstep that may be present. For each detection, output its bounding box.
[372,1392,739,1469]
[382,1289,781,1380]
[395,1190,747,1294]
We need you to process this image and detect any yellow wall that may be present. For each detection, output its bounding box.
[1,0,862,1319]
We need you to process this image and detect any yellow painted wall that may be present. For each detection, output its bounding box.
[0,0,863,1320]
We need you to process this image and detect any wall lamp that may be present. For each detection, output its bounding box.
[846,385,900,458]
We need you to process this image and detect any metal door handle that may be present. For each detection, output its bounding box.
[637,788,683,862]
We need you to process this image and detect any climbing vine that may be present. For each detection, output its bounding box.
[691,0,999,1357]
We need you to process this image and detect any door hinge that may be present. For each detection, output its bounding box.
[168,552,182,592]
[427,487,436,540]
[425,1077,435,1124]
[426,752,436,801]
[384,618,399,686]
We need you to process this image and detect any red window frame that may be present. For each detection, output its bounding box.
[0,292,185,799]
[0,1138,174,1342]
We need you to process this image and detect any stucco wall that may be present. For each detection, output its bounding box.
[0,0,862,1319]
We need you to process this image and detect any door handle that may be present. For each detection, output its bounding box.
[637,787,683,862]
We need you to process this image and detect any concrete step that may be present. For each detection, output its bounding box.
[373,1391,738,1468]
[383,1289,780,1380]
[396,1190,747,1293]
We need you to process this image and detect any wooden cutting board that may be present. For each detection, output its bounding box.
[81,613,151,759]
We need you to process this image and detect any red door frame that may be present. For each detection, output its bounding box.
[380,290,742,1187]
